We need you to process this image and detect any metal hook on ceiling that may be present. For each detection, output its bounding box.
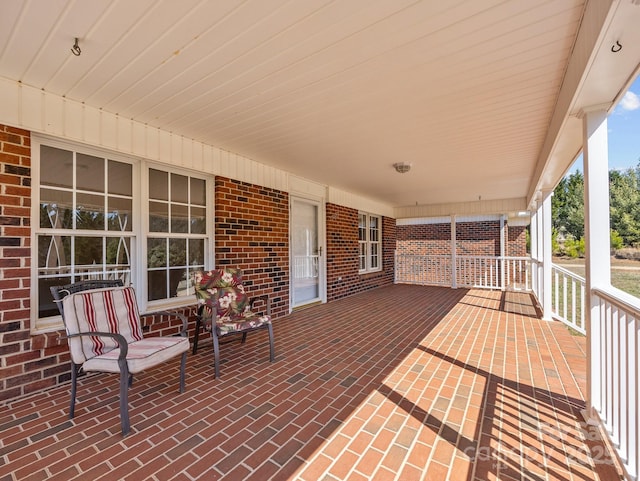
[71,38,81,56]
[611,41,622,53]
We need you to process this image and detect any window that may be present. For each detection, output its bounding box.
[33,139,212,330]
[358,212,382,273]
[147,169,206,301]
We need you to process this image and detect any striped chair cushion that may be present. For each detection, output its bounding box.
[82,337,190,374]
[62,286,144,364]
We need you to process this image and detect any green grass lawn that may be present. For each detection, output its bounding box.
[553,257,640,298]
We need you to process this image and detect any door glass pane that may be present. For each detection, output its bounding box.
[292,200,319,305]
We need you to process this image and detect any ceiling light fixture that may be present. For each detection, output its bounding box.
[393,162,411,173]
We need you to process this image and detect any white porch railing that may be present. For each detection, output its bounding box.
[394,254,531,291]
[551,264,586,335]
[591,286,640,480]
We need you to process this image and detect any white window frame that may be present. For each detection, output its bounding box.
[31,136,214,333]
[358,212,382,274]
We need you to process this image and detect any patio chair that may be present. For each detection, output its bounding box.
[50,280,189,436]
[192,268,275,378]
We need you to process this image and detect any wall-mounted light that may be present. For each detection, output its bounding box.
[393,162,411,173]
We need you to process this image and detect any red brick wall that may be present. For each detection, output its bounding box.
[456,221,501,256]
[396,220,526,258]
[396,223,450,255]
[508,225,527,256]
[0,125,41,400]
[214,177,289,318]
[326,203,395,301]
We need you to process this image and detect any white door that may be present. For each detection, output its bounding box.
[291,197,324,308]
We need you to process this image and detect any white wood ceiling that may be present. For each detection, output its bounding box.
[1,0,638,209]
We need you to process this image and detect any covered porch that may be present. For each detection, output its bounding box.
[0,285,624,480]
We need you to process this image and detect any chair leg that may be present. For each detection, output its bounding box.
[119,363,131,436]
[267,323,275,362]
[69,363,79,419]
[192,315,202,354]
[241,332,247,344]
[212,331,221,379]
[179,352,187,393]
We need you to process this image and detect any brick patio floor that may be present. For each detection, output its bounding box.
[0,285,626,480]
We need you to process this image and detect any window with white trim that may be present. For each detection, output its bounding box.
[358,212,382,273]
[33,139,212,330]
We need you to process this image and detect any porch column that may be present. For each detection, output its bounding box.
[530,204,538,297]
[451,215,457,289]
[541,191,553,320]
[500,214,506,290]
[582,107,611,421]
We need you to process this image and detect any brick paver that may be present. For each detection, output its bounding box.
[0,285,625,480]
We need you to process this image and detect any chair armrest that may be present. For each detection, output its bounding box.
[140,310,189,337]
[249,294,271,316]
[67,331,129,359]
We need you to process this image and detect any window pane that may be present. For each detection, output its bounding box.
[149,201,169,232]
[189,238,205,266]
[149,169,168,201]
[148,270,167,301]
[358,214,366,241]
[107,197,132,231]
[108,160,132,196]
[171,174,188,203]
[169,238,186,267]
[171,204,189,233]
[38,235,71,274]
[40,146,72,188]
[39,276,71,318]
[359,243,366,270]
[76,193,105,230]
[191,177,206,206]
[190,206,206,234]
[370,216,380,242]
[370,243,379,268]
[170,268,188,297]
[40,189,73,229]
[74,236,103,269]
[148,238,167,268]
[106,237,131,277]
[77,153,104,193]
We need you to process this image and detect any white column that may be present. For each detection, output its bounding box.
[500,214,506,290]
[582,107,611,421]
[451,215,457,289]
[541,191,553,321]
[530,204,538,298]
